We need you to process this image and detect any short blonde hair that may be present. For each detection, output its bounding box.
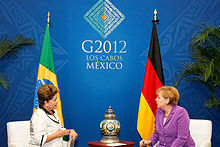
[156,86,179,105]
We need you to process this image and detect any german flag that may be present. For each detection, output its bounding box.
[33,15,64,127]
[137,22,164,140]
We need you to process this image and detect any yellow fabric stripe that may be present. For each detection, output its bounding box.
[35,64,64,127]
[137,92,155,140]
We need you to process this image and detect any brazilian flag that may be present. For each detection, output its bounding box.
[33,21,64,127]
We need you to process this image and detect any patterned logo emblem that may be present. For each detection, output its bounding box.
[84,0,125,38]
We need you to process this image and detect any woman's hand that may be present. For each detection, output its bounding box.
[69,129,78,142]
[139,139,152,147]
[55,129,69,138]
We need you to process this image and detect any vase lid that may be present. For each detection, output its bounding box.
[104,106,116,120]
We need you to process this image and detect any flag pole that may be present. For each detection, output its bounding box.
[137,8,164,142]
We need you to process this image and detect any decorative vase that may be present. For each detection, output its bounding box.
[100,106,120,143]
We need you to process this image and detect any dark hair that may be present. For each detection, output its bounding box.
[156,86,180,105]
[37,84,60,106]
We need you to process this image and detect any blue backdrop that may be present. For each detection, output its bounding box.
[0,0,220,147]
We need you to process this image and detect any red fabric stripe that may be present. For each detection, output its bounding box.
[142,58,163,116]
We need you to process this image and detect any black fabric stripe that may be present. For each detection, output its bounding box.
[46,114,60,124]
[148,22,165,85]
[39,105,60,124]
[39,105,55,115]
[40,135,44,146]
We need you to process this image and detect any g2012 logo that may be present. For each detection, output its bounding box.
[82,40,126,70]
[83,0,126,70]
[84,0,125,38]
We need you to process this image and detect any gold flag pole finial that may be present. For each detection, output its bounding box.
[154,9,157,21]
[152,9,159,23]
[47,11,50,23]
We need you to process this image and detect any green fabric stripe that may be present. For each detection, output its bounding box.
[39,23,55,74]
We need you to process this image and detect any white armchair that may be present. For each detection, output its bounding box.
[7,120,30,147]
[189,119,212,147]
[7,120,74,147]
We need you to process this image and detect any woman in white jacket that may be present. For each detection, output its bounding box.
[29,84,78,147]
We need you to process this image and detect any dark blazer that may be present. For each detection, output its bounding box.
[149,105,195,147]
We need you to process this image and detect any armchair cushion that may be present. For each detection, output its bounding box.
[7,121,30,147]
[189,119,212,147]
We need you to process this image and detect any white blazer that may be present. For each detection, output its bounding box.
[29,106,66,147]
